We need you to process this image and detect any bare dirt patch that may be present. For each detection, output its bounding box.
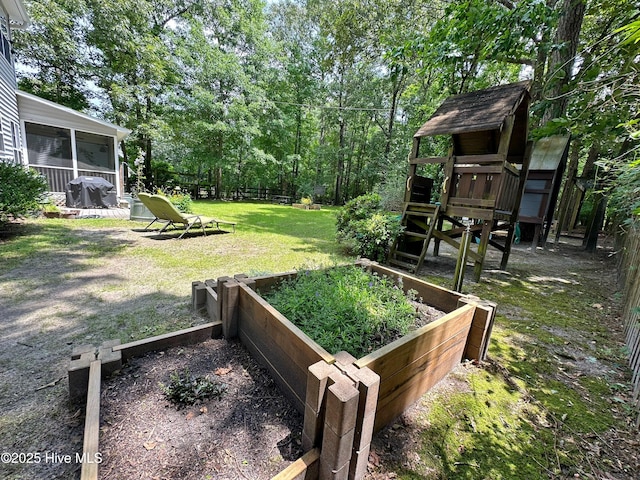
[100,339,303,480]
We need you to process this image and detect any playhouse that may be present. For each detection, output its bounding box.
[390,81,533,281]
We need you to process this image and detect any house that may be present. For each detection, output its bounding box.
[0,0,28,164]
[1,0,130,200]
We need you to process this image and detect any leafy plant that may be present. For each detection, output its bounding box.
[300,196,313,206]
[335,193,403,262]
[160,368,226,409]
[263,265,419,357]
[168,191,193,214]
[41,202,60,213]
[0,163,48,224]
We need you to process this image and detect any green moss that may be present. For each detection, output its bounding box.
[413,370,556,480]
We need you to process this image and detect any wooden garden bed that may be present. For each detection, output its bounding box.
[70,260,495,480]
[193,259,496,478]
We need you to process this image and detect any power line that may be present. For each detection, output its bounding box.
[269,99,389,113]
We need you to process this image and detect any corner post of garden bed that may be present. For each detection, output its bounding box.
[458,296,497,361]
[302,353,380,480]
[216,276,241,338]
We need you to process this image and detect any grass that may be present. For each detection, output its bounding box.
[0,202,636,479]
[415,256,634,479]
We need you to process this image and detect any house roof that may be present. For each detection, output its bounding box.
[1,0,30,28]
[414,81,531,138]
[16,90,132,142]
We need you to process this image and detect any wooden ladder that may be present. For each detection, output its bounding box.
[388,202,440,273]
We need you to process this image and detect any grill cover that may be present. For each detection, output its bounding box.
[66,176,117,208]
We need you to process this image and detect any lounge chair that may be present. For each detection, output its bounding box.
[137,193,236,239]
[136,192,170,231]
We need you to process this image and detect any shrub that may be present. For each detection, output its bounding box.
[336,193,403,262]
[0,162,48,224]
[169,192,193,213]
[157,187,193,213]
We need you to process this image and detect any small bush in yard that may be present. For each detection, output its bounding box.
[335,193,403,262]
[161,368,226,408]
[0,162,48,224]
[263,265,419,357]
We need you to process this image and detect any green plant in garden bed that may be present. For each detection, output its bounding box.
[262,265,422,357]
[161,368,227,409]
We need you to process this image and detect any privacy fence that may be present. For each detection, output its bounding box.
[618,221,640,428]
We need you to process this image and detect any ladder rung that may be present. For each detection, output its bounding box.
[405,211,436,218]
[389,259,418,270]
[404,231,430,239]
[392,251,420,261]
[406,202,438,209]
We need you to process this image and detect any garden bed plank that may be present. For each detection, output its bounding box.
[355,304,475,431]
[80,360,101,480]
[237,284,334,412]
[271,448,320,480]
[368,263,462,312]
[112,322,221,361]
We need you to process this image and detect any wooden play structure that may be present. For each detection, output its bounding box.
[518,135,570,247]
[389,82,533,281]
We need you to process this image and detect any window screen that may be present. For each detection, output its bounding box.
[25,122,73,168]
[75,131,114,171]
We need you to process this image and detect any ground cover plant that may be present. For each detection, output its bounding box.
[0,201,638,479]
[161,368,227,408]
[262,265,442,357]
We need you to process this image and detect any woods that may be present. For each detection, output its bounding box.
[12,0,639,216]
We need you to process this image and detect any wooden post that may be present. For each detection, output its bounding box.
[319,378,359,479]
[473,220,495,281]
[453,226,471,292]
[216,277,240,338]
[459,296,497,361]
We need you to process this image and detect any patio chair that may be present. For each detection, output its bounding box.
[142,194,236,239]
[136,192,170,231]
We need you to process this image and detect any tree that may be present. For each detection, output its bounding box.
[13,0,90,110]
[84,0,193,189]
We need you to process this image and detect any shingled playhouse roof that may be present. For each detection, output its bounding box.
[414,81,531,138]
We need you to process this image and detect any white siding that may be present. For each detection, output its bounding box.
[0,60,18,162]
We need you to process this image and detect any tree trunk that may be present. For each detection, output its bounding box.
[554,136,581,241]
[542,0,586,124]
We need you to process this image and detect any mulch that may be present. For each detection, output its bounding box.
[99,338,303,480]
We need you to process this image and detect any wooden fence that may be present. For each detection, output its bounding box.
[618,221,640,428]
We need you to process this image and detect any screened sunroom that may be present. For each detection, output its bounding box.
[17,90,130,196]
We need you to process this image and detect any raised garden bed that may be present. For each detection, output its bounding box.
[99,339,304,479]
[70,259,495,480]
[192,259,496,478]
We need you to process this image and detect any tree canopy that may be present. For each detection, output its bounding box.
[12,0,639,218]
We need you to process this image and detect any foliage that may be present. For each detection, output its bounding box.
[0,163,48,224]
[335,193,383,232]
[12,0,640,228]
[160,368,226,409]
[300,196,313,206]
[607,158,640,222]
[263,265,419,357]
[335,193,403,262]
[165,190,193,214]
